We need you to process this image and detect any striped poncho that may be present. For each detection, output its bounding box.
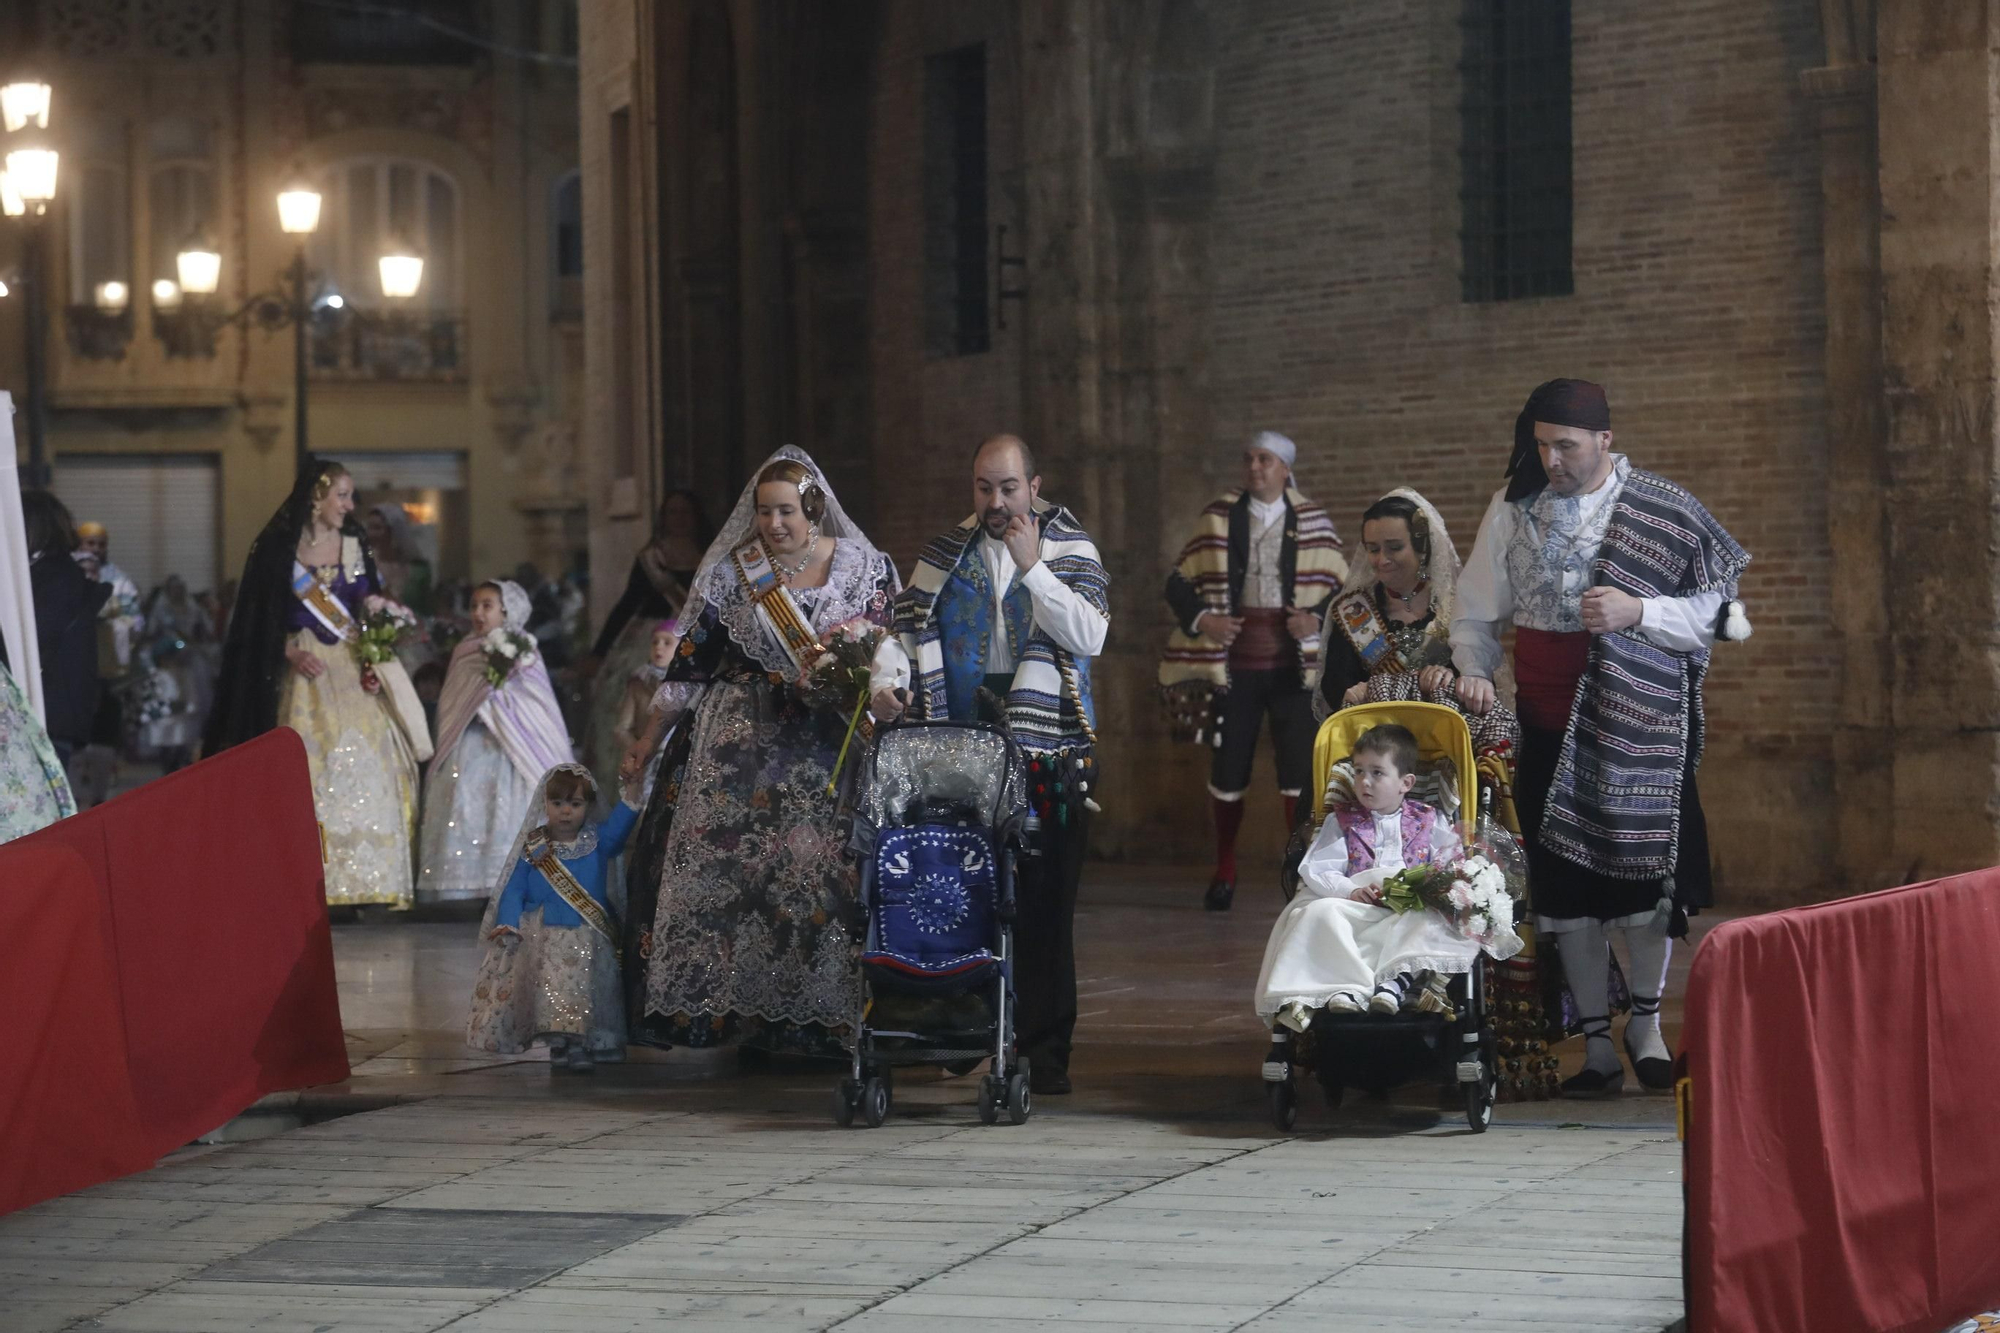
[1158,488,1347,717]
[894,503,1109,754]
[1542,470,1749,880]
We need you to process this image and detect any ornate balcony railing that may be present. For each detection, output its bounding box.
[309,309,467,383]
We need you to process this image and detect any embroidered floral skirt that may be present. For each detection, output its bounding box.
[0,662,75,845]
[280,632,418,908]
[467,912,627,1056]
[625,674,861,1056]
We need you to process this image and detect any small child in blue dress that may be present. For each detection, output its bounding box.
[466,762,639,1072]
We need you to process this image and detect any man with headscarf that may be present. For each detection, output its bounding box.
[75,521,145,669]
[1452,379,1751,1097]
[1159,431,1347,913]
[871,434,1110,1097]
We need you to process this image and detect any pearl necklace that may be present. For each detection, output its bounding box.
[770,530,819,583]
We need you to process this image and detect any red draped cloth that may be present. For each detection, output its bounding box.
[1512,626,1591,732]
[1681,872,2000,1332]
[0,730,349,1215]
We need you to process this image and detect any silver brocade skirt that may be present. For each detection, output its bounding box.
[466,910,627,1056]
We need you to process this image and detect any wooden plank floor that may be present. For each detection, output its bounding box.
[8,866,1697,1333]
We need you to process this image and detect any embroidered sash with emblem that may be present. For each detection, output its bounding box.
[732,539,821,672]
[291,561,359,642]
[1333,589,1407,674]
[527,838,619,944]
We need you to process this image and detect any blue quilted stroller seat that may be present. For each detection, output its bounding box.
[865,823,1001,993]
[838,720,1031,1128]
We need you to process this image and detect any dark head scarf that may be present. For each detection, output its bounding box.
[1505,378,1612,502]
[202,455,377,756]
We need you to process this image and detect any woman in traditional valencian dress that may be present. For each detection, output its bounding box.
[1315,490,1464,716]
[205,459,424,909]
[618,448,898,1055]
[579,490,712,785]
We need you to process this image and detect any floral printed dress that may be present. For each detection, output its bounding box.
[0,661,76,845]
[624,541,897,1055]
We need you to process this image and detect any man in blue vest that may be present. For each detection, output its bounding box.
[872,435,1110,1095]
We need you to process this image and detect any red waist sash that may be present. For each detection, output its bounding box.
[1513,627,1591,732]
[1229,608,1290,671]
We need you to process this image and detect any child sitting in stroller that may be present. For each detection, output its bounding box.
[1254,723,1515,1031]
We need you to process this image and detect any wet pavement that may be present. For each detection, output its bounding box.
[5,864,1692,1332]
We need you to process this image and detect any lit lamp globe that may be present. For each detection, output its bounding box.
[378,251,424,301]
[176,246,222,298]
[152,278,182,310]
[2,146,58,208]
[0,170,23,218]
[0,80,51,133]
[95,280,129,313]
[276,187,322,236]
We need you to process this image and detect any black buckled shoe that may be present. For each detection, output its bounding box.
[1624,1032,1675,1092]
[1204,878,1235,912]
[1559,1064,1626,1098]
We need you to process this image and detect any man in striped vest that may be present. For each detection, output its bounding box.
[1160,432,1347,913]
[872,435,1110,1096]
[1453,379,1750,1098]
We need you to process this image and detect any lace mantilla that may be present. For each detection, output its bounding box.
[706,537,889,675]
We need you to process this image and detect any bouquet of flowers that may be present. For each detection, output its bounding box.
[356,596,420,667]
[1379,854,1522,957]
[481,625,539,688]
[796,618,885,794]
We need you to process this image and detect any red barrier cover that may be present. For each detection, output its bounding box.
[1682,870,2000,1333]
[0,844,152,1214]
[0,730,349,1212]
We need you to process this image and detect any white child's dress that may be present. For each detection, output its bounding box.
[1254,798,1490,1018]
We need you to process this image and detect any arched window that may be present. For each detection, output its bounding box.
[65,118,130,307]
[148,117,215,300]
[311,157,461,311]
[551,168,581,318]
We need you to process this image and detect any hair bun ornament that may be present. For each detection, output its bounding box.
[1719,599,1753,642]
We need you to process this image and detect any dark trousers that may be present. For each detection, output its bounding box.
[1211,668,1315,796]
[1016,804,1088,1076]
[1517,724,1713,924]
[979,673,1087,1076]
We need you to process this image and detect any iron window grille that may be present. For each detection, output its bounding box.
[1459,0,1573,302]
[923,43,990,357]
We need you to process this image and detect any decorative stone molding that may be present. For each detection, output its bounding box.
[484,385,542,466]
[236,390,286,454]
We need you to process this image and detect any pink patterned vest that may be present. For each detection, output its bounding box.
[1332,799,1446,874]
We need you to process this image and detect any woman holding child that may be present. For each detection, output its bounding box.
[618,447,900,1056]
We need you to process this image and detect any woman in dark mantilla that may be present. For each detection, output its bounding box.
[618,447,898,1056]
[205,458,423,908]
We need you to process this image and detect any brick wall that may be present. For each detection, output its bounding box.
[861,0,1835,903]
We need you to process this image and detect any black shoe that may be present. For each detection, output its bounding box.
[1624,1033,1675,1091]
[1029,1068,1071,1095]
[1204,878,1235,912]
[1560,1064,1626,1098]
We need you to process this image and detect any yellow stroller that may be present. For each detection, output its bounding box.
[1262,701,1506,1133]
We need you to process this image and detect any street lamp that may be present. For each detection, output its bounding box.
[377,247,424,301]
[2,121,58,487]
[276,185,320,463]
[0,80,51,133]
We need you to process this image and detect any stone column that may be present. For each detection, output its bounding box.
[1875,1,2000,879]
[1803,5,1891,892]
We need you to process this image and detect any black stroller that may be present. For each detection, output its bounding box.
[836,720,1033,1128]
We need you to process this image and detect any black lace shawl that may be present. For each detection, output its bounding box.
[202,457,379,756]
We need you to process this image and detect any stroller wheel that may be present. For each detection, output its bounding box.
[1266,1078,1298,1132]
[862,1076,892,1129]
[1005,1072,1031,1125]
[832,1080,857,1127]
[977,1075,1001,1125]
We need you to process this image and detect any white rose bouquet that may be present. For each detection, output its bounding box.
[1380,854,1524,959]
[481,625,538,688]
